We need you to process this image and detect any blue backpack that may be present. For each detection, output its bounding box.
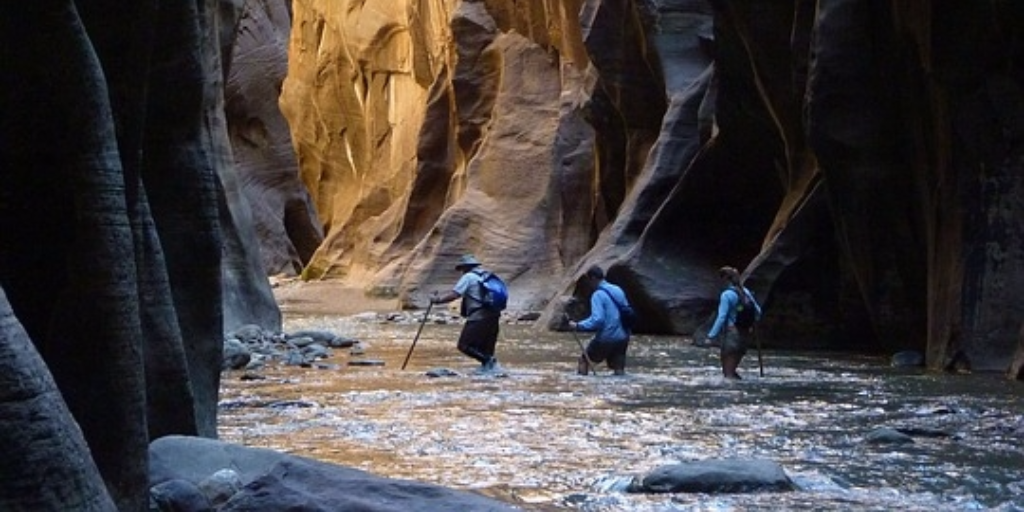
[473,269,509,311]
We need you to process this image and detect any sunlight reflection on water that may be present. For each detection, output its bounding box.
[218,316,1024,511]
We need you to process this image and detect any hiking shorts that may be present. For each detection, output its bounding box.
[586,338,629,371]
[720,327,749,357]
[458,315,500,363]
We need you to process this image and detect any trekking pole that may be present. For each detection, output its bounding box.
[564,314,596,376]
[755,326,764,377]
[401,301,434,370]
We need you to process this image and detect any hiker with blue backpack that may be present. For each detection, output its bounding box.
[567,265,633,376]
[706,266,762,380]
[430,254,507,372]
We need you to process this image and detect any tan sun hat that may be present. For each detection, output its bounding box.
[455,254,482,270]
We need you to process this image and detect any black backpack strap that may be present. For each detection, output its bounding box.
[729,285,749,304]
[597,285,626,309]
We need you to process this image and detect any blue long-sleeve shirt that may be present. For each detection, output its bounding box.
[577,281,630,342]
[707,286,762,339]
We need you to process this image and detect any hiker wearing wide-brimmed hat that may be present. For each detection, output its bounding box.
[430,254,502,372]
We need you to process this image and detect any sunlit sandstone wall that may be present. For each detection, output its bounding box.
[280,0,622,309]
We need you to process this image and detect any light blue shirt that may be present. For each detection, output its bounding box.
[577,281,629,342]
[708,286,762,339]
[453,268,498,320]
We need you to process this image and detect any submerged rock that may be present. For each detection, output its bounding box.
[426,367,461,378]
[864,427,914,445]
[629,459,793,494]
[348,359,386,366]
[891,351,925,368]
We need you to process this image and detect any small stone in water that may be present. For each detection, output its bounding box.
[426,368,461,377]
[348,359,385,367]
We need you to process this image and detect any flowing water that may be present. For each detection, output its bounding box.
[218,314,1024,511]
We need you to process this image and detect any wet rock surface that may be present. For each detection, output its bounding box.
[150,436,516,511]
[629,458,793,494]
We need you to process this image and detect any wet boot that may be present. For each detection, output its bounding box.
[577,356,591,375]
[483,357,499,372]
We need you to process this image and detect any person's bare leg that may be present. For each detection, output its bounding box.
[722,353,741,379]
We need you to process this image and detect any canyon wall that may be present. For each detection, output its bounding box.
[0,1,1020,507]
[2,0,280,507]
[268,0,1024,377]
[276,0,691,312]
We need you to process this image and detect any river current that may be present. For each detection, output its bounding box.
[218,314,1024,511]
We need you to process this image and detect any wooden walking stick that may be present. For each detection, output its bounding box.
[565,314,596,375]
[401,301,434,370]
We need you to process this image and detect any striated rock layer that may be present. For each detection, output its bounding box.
[1,0,282,508]
[278,0,668,310]
[224,0,323,277]
[277,0,1024,377]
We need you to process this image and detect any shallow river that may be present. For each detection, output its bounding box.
[218,314,1024,511]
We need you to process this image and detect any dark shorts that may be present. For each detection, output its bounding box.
[457,316,500,363]
[586,338,629,371]
[720,327,749,357]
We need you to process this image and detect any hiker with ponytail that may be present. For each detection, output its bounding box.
[706,266,762,380]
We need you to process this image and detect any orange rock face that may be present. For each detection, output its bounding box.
[279,0,612,311]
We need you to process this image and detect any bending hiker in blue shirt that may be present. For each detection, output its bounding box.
[568,265,632,376]
[706,266,762,380]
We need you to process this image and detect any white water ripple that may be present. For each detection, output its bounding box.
[218,320,1024,511]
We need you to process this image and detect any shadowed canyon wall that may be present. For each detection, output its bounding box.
[274,0,1024,378]
[2,0,280,508]
[224,0,324,277]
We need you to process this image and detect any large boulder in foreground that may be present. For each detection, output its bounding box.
[150,435,516,511]
[628,459,794,494]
